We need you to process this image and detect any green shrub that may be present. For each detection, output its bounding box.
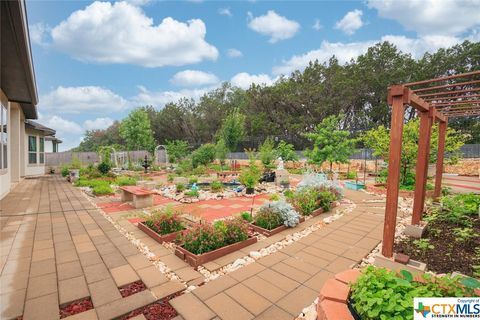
[254,207,283,230]
[210,180,223,192]
[92,184,113,195]
[61,165,70,177]
[291,188,319,216]
[115,176,137,186]
[184,189,199,197]
[283,189,294,199]
[346,171,357,179]
[192,165,207,176]
[318,191,336,211]
[189,175,198,184]
[97,161,111,175]
[240,211,253,222]
[181,224,225,255]
[176,183,185,192]
[167,174,175,182]
[144,207,184,235]
[239,165,261,189]
[270,193,280,201]
[191,144,216,168]
[221,218,249,245]
[350,266,478,320]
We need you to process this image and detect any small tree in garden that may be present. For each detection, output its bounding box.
[276,140,299,162]
[363,119,467,186]
[120,108,155,153]
[218,109,246,152]
[303,115,355,172]
[191,143,216,168]
[215,138,229,166]
[258,137,277,169]
[166,140,190,163]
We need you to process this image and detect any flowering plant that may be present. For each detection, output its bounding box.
[144,206,184,235]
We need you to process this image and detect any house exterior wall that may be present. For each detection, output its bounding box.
[25,128,47,176]
[0,89,11,200]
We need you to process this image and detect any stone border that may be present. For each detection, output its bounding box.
[316,269,361,320]
[175,237,258,268]
[137,222,185,243]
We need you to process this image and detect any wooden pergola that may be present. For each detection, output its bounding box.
[382,70,480,258]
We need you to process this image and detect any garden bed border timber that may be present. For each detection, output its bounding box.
[174,236,258,268]
[137,222,185,243]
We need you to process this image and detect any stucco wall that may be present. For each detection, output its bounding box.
[0,89,11,200]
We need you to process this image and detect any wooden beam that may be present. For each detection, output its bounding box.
[431,100,480,107]
[444,111,480,117]
[404,70,480,87]
[409,91,430,112]
[425,94,480,102]
[434,120,448,199]
[382,96,405,258]
[418,88,480,98]
[413,79,480,93]
[412,112,433,225]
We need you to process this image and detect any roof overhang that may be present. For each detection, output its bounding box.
[1,0,38,119]
[45,135,62,143]
[25,120,55,136]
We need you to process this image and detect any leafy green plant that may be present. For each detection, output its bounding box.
[176,183,185,192]
[215,138,229,166]
[181,224,225,255]
[184,189,199,197]
[144,206,184,235]
[351,266,477,320]
[192,165,207,175]
[115,176,137,186]
[318,191,336,211]
[291,188,319,216]
[253,207,284,230]
[210,180,223,192]
[240,211,253,222]
[453,227,478,243]
[270,193,280,201]
[413,238,434,256]
[70,155,82,169]
[166,140,189,163]
[276,140,299,162]
[222,218,249,245]
[191,144,216,168]
[188,176,198,184]
[92,184,113,195]
[346,171,357,179]
[97,161,111,175]
[167,174,175,183]
[61,165,70,177]
[258,137,277,169]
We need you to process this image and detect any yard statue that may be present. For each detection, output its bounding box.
[277,157,284,170]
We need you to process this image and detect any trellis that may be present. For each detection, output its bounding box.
[382,70,480,258]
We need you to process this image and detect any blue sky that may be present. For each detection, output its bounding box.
[26,0,480,150]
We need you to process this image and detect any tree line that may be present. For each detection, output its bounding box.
[74,40,480,152]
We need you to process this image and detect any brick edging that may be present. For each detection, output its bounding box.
[317,269,361,320]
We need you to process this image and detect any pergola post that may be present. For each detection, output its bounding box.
[382,93,405,258]
[434,119,448,199]
[411,111,433,225]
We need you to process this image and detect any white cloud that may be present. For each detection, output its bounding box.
[30,22,49,45]
[48,1,218,67]
[312,19,322,31]
[132,85,212,107]
[248,10,300,43]
[40,86,128,114]
[218,8,232,17]
[230,72,275,89]
[367,0,480,36]
[335,9,363,35]
[273,34,465,75]
[226,48,243,58]
[170,70,219,87]
[83,117,114,130]
[42,115,84,135]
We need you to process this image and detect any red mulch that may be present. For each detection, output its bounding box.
[119,293,181,320]
[59,297,93,319]
[119,280,147,298]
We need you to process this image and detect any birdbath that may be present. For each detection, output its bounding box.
[142,155,150,173]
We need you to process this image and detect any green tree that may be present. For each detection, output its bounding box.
[166,140,190,163]
[258,137,277,169]
[276,140,299,162]
[215,138,229,166]
[119,108,155,152]
[303,115,355,171]
[219,109,246,152]
[363,119,467,185]
[191,144,216,168]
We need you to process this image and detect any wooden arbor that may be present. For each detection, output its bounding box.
[382,70,480,258]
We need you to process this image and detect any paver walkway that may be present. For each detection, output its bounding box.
[1,176,389,320]
[0,176,184,320]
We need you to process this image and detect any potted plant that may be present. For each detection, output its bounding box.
[68,155,82,182]
[239,164,261,195]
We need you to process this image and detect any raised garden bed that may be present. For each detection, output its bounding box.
[250,216,305,237]
[175,236,257,268]
[137,221,184,243]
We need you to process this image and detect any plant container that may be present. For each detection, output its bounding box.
[175,236,257,268]
[250,216,305,237]
[137,222,184,243]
